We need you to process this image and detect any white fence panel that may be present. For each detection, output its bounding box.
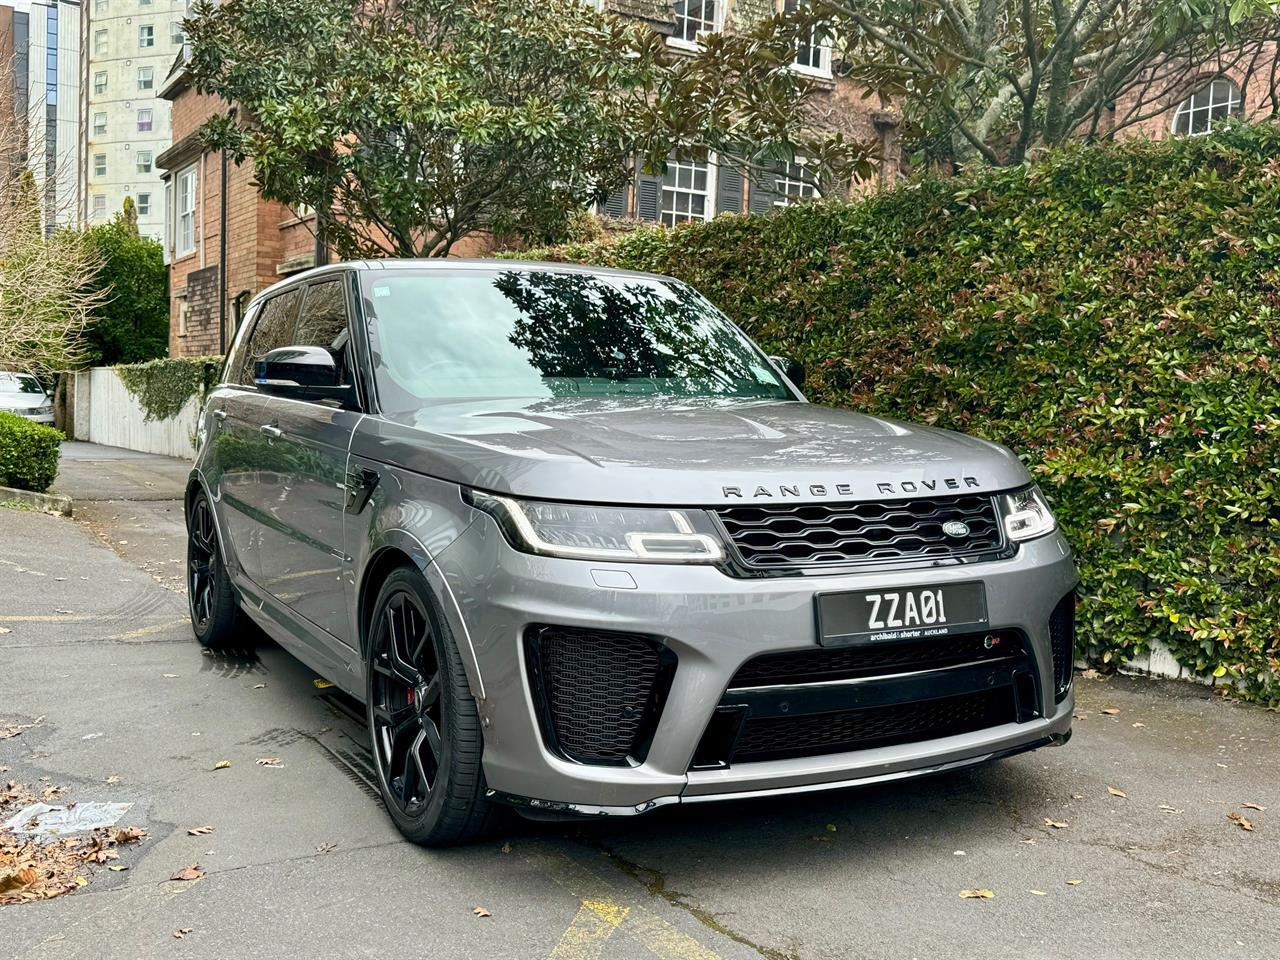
[74,368,200,460]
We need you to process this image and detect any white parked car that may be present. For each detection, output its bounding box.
[0,372,54,425]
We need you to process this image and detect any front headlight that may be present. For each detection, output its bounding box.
[998,485,1057,542]
[465,490,724,563]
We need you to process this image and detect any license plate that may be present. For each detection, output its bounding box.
[815,581,988,647]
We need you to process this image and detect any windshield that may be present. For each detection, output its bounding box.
[0,374,44,395]
[361,269,791,412]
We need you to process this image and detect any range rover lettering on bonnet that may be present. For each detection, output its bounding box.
[721,477,983,499]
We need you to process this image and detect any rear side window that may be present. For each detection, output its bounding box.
[237,287,303,385]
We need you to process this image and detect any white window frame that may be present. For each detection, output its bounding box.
[669,1,723,51]
[170,20,185,45]
[94,29,108,55]
[175,165,196,258]
[93,71,107,95]
[136,151,153,174]
[138,66,155,91]
[785,0,833,78]
[137,108,154,132]
[137,192,152,216]
[772,158,821,206]
[92,195,108,220]
[660,154,717,226]
[1172,78,1242,137]
[95,0,108,11]
[139,24,155,49]
[93,112,107,136]
[93,154,107,178]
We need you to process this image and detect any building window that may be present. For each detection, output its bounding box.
[95,0,108,10]
[94,72,107,95]
[94,29,108,55]
[176,165,196,257]
[94,154,107,178]
[92,195,108,220]
[773,159,820,206]
[672,1,720,46]
[137,108,153,132]
[137,193,151,216]
[1172,79,1243,136]
[139,24,155,48]
[137,151,153,173]
[785,0,832,76]
[171,21,185,45]
[661,155,713,226]
[138,66,154,91]
[141,0,152,5]
[93,113,107,136]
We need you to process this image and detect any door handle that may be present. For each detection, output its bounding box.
[344,467,380,514]
[212,409,227,421]
[260,425,283,439]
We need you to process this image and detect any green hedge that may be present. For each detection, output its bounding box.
[516,122,1280,704]
[0,411,62,493]
[116,356,222,422]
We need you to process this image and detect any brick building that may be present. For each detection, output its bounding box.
[157,0,899,358]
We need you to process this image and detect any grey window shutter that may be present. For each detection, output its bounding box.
[635,171,663,222]
[749,168,780,214]
[716,162,744,215]
[602,184,629,218]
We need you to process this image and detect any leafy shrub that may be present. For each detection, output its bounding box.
[116,357,222,422]
[0,411,62,492]
[517,122,1280,704]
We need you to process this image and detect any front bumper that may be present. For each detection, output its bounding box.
[435,517,1078,812]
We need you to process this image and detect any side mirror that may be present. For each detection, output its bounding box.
[256,346,351,403]
[769,355,806,389]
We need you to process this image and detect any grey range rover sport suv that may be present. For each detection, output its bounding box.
[186,259,1078,846]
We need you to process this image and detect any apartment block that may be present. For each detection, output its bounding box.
[80,0,185,237]
[1,0,81,232]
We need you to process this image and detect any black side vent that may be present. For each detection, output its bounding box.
[1048,592,1076,702]
[524,625,676,766]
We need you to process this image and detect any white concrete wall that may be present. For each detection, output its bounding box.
[73,367,198,459]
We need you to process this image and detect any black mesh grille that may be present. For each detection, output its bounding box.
[524,625,674,766]
[716,495,1003,570]
[732,688,1016,763]
[1049,592,1076,702]
[730,631,1025,688]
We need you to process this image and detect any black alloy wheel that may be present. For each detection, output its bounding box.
[365,567,499,845]
[185,490,248,650]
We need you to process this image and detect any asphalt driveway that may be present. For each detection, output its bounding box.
[1,501,1276,959]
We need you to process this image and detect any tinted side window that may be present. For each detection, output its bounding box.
[222,303,259,386]
[240,288,303,385]
[296,278,353,387]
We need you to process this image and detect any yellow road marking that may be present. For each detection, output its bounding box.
[549,898,629,960]
[530,845,725,960]
[106,618,189,640]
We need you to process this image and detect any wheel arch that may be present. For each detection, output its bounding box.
[355,537,486,702]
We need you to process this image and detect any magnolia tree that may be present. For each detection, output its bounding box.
[0,117,103,377]
[815,0,1280,166]
[186,0,872,258]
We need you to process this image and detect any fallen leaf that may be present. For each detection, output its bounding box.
[0,626,10,634]
[1107,786,1128,798]
[825,823,837,833]
[1242,802,1266,811]
[255,757,283,768]
[73,876,88,887]
[1019,838,1037,845]
[1066,879,1083,886]
[170,865,205,882]
[212,760,230,770]
[187,825,214,836]
[252,683,266,689]
[104,775,121,785]
[113,826,146,844]
[1043,818,1069,829]
[1029,889,1047,896]
[473,905,492,917]
[162,674,179,679]
[108,865,128,872]
[959,889,994,899]
[953,850,966,857]
[500,843,512,854]
[1132,722,1146,728]
[0,867,39,894]
[82,733,103,740]
[317,842,336,854]
[1228,812,1254,832]
[1100,707,1120,715]
[313,679,334,689]
[173,928,193,939]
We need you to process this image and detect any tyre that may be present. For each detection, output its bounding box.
[186,490,251,651]
[365,566,499,846]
